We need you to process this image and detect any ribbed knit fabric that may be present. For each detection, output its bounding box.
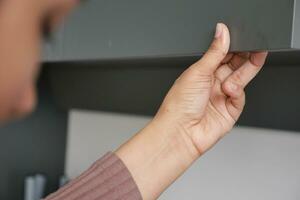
[45,152,142,200]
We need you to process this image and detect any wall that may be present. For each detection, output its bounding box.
[66,110,300,200]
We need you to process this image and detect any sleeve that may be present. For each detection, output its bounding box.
[44,152,142,200]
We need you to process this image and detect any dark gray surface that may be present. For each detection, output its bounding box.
[48,57,300,132]
[58,0,297,61]
[0,71,68,200]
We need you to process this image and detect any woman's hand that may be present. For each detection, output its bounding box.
[116,23,268,200]
[156,23,268,155]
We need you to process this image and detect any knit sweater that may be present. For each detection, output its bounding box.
[45,152,142,200]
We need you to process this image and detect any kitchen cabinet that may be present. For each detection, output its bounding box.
[44,0,300,62]
[45,0,300,132]
[42,28,64,62]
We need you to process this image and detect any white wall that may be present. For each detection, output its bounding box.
[66,110,300,200]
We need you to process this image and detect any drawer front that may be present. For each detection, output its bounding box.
[56,0,297,61]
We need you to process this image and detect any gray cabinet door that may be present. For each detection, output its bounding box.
[55,0,300,61]
[42,27,65,62]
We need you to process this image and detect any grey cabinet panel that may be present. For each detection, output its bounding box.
[57,0,299,61]
[42,26,65,62]
[293,0,300,48]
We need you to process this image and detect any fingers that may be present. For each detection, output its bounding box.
[215,53,249,83]
[222,76,246,121]
[221,53,234,64]
[250,51,268,67]
[224,52,268,89]
[225,91,246,121]
[227,52,250,70]
[222,51,268,111]
[192,23,230,74]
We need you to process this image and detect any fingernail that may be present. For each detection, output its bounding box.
[215,23,223,39]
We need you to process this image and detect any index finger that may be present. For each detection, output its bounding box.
[225,52,268,89]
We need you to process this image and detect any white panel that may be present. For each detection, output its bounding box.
[65,110,151,178]
[66,110,300,200]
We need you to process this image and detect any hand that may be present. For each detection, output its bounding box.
[116,23,268,200]
[156,23,268,155]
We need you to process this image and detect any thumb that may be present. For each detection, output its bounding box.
[192,23,230,73]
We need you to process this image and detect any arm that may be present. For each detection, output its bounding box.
[45,23,267,200]
[116,23,268,200]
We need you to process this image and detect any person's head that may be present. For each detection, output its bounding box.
[0,0,78,123]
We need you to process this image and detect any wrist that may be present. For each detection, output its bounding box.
[115,114,201,200]
[150,113,202,160]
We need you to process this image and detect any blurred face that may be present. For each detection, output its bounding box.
[0,0,78,123]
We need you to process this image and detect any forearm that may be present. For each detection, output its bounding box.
[115,115,200,200]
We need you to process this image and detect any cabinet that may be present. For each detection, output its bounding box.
[47,0,300,132]
[42,28,64,62]
[44,0,300,61]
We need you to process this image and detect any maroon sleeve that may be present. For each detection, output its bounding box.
[45,152,142,200]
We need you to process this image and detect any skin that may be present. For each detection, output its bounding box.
[0,0,78,123]
[116,24,268,199]
[0,2,268,200]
